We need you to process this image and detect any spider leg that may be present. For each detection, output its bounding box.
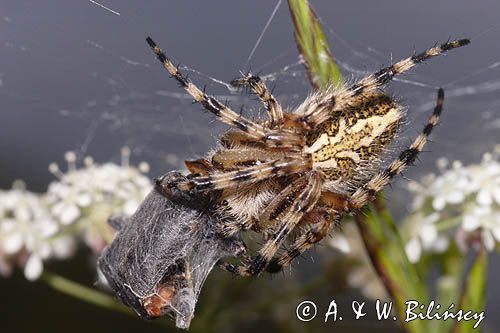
[347,40,469,96]
[350,88,445,209]
[147,37,302,148]
[266,207,340,273]
[146,37,266,137]
[191,156,309,191]
[218,172,323,276]
[300,39,469,127]
[211,147,287,170]
[265,190,351,273]
[256,176,310,230]
[231,74,284,128]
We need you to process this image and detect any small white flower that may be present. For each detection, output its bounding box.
[51,236,77,259]
[462,205,489,231]
[76,193,92,207]
[328,234,351,253]
[51,201,80,225]
[123,200,140,216]
[1,221,23,254]
[404,212,443,262]
[420,223,438,247]
[24,254,43,281]
[468,156,500,207]
[462,204,500,244]
[405,237,421,263]
[433,236,450,253]
[431,171,469,210]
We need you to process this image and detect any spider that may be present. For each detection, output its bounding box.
[146,36,469,277]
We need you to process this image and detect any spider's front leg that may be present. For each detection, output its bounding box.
[190,156,309,191]
[231,74,284,128]
[146,37,302,149]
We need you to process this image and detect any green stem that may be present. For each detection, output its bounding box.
[40,270,133,316]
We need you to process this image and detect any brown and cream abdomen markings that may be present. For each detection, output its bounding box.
[305,93,402,180]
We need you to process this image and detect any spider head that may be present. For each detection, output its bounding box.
[154,171,213,209]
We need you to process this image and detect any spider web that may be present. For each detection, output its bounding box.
[1,1,498,191]
[1,0,499,242]
[1,0,499,329]
[1,1,499,236]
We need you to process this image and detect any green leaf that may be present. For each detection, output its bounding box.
[288,0,342,88]
[355,200,430,333]
[454,248,488,333]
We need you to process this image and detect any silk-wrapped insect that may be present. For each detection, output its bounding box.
[98,171,245,329]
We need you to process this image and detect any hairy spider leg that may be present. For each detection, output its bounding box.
[254,190,351,273]
[146,37,302,149]
[300,39,469,127]
[266,207,340,273]
[191,157,309,191]
[231,74,284,128]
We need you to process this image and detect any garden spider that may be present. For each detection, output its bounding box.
[146,36,469,277]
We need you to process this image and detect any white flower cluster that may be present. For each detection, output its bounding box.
[0,148,151,280]
[0,182,68,280]
[404,146,500,262]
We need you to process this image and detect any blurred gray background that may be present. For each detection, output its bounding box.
[0,1,499,332]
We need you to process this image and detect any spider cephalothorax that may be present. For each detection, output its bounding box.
[147,36,469,276]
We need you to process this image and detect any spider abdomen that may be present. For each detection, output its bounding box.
[304,93,403,181]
